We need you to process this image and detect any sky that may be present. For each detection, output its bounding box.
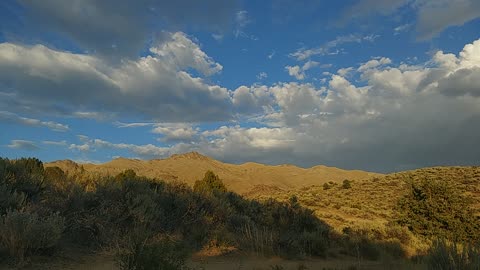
[1,0,480,173]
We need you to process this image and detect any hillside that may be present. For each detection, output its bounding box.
[46,152,380,194]
[248,166,480,230]
[2,158,480,269]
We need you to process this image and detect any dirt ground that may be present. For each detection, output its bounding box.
[0,252,426,270]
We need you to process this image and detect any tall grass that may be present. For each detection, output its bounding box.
[0,210,64,265]
[240,223,275,256]
[426,239,480,270]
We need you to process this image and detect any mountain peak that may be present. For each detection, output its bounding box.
[169,151,211,161]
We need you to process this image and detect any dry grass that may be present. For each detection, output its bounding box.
[246,166,480,257]
[248,166,480,228]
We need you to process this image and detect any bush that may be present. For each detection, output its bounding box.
[0,184,26,214]
[0,158,45,202]
[115,228,189,270]
[239,222,276,256]
[193,171,227,194]
[299,229,329,257]
[342,179,352,189]
[323,183,330,190]
[395,178,480,242]
[340,226,407,261]
[426,239,480,270]
[0,210,64,265]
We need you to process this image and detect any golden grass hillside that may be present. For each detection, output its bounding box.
[247,166,480,232]
[46,152,380,194]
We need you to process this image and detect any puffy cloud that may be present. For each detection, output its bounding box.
[358,57,392,72]
[437,67,480,97]
[16,0,239,58]
[150,32,223,76]
[337,67,354,77]
[0,111,69,131]
[285,65,305,80]
[7,140,39,150]
[198,125,297,164]
[285,61,319,80]
[63,135,171,158]
[152,123,199,142]
[6,36,480,173]
[196,38,480,171]
[232,85,274,114]
[203,126,295,149]
[55,126,295,163]
[0,32,232,122]
[92,139,169,157]
[55,37,480,174]
[69,143,90,152]
[459,39,480,67]
[270,82,322,125]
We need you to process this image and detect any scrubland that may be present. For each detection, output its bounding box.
[1,158,479,269]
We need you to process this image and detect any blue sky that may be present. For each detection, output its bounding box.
[1,0,480,172]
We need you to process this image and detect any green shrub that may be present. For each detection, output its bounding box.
[193,171,227,194]
[342,179,352,189]
[395,178,480,242]
[0,210,64,265]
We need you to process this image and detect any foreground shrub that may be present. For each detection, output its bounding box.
[0,184,26,214]
[0,158,45,202]
[340,225,409,260]
[115,228,189,270]
[426,239,480,270]
[239,223,276,256]
[0,210,64,265]
[236,196,330,258]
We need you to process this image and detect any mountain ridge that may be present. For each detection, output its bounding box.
[46,151,382,194]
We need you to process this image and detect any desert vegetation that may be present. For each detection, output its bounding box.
[248,166,480,268]
[0,157,479,269]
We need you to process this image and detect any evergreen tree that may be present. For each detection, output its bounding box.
[193,171,227,194]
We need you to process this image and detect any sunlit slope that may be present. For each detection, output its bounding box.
[46,152,380,193]
[247,166,480,229]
